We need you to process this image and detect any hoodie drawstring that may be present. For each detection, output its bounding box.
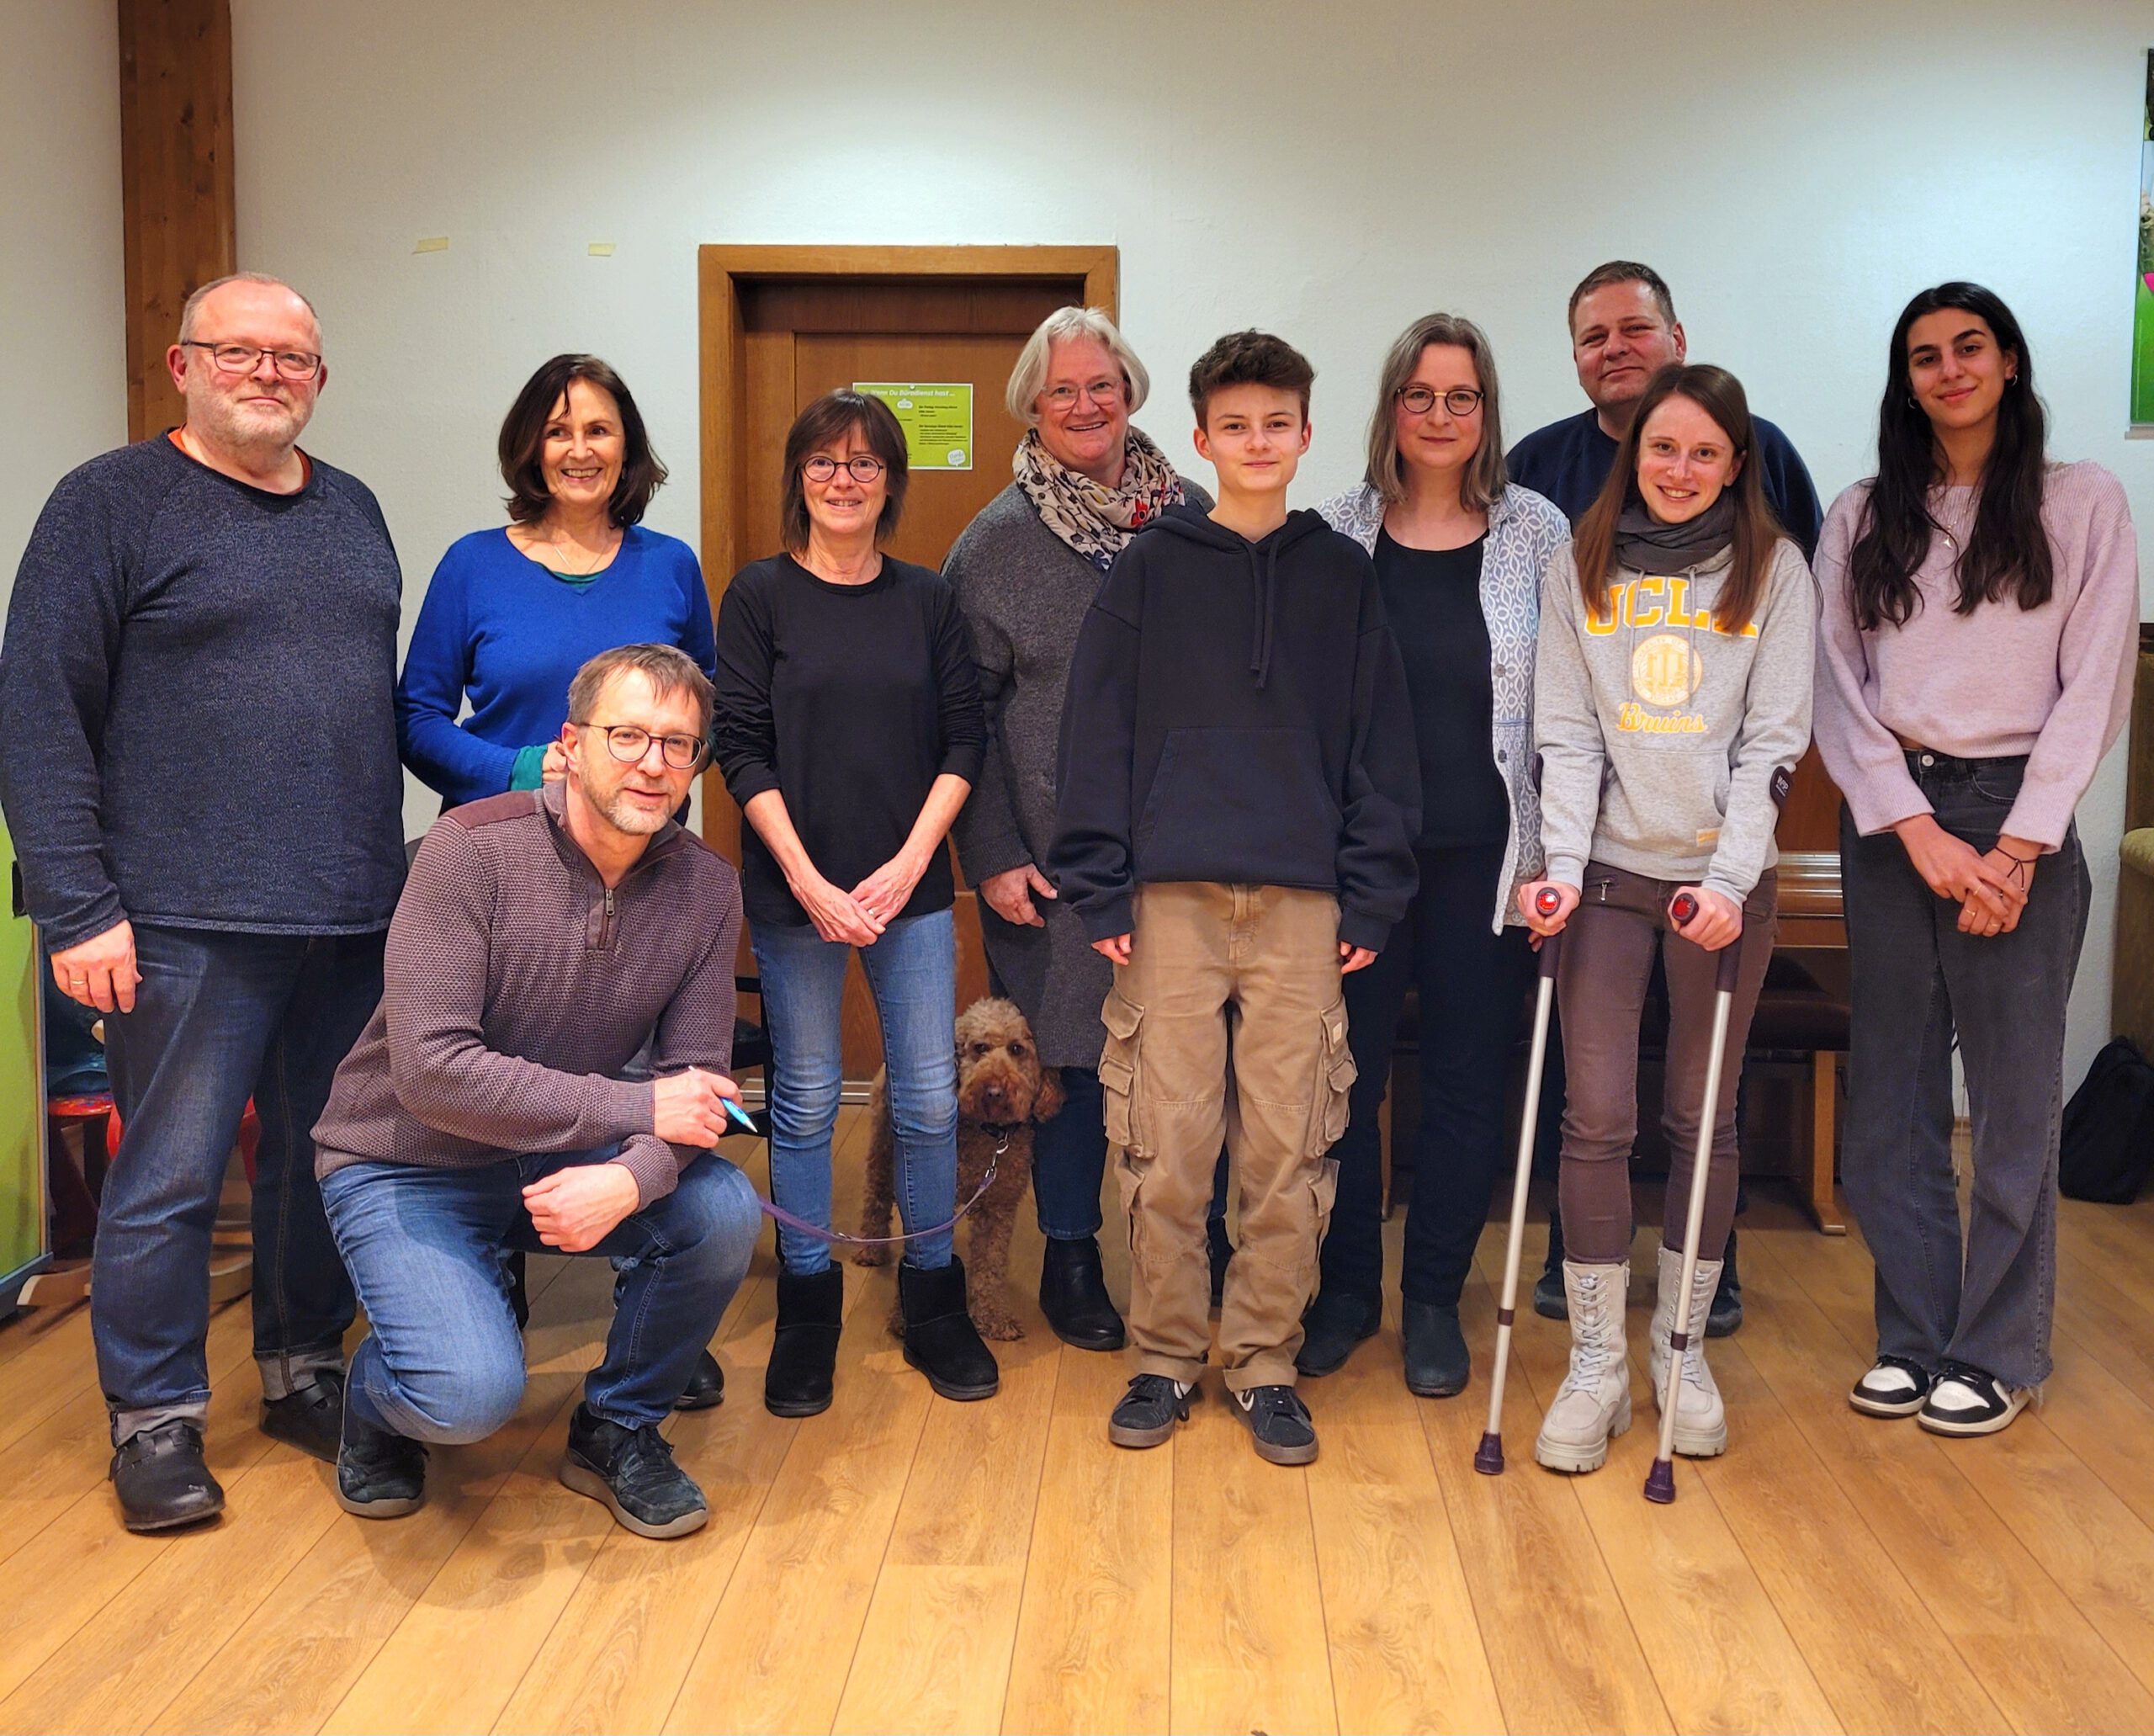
[1246,534,1282,689]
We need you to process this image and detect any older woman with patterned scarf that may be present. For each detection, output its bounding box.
[946,306,1208,1351]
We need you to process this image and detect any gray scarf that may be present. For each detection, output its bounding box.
[1615,496,1735,571]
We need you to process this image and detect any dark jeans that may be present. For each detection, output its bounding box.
[323,1147,760,1436]
[1322,841,1533,1308]
[1839,757,2088,1388]
[1556,864,1776,1265]
[97,924,384,1441]
[1032,1070,1228,1240]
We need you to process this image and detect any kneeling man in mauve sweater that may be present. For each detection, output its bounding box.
[312,645,761,1539]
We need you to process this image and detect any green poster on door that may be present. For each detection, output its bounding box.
[852,382,974,471]
[0,813,45,1297]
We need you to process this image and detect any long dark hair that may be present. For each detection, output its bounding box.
[1572,364,1781,634]
[499,353,667,526]
[1847,282,2052,631]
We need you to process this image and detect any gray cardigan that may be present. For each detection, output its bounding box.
[946,476,1207,1069]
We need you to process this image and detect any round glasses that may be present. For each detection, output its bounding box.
[182,340,323,381]
[580,724,705,771]
[802,454,887,484]
[1396,385,1484,417]
[1042,380,1125,411]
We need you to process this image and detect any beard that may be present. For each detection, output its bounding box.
[188,382,310,459]
[591,778,676,836]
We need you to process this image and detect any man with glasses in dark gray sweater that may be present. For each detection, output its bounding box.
[0,273,406,1532]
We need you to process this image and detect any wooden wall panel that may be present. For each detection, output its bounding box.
[119,0,236,441]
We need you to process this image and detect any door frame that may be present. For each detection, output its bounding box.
[696,243,1119,587]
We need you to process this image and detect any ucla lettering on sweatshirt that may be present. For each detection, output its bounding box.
[1534,539,1817,905]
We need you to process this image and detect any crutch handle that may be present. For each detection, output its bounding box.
[1669,890,1699,926]
[1666,890,1741,991]
[1533,884,1564,918]
[1532,885,1564,979]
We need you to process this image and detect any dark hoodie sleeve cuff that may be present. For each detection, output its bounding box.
[1338,908,1393,953]
[1080,894,1135,943]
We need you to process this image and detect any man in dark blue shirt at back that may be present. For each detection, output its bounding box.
[1508,260,1822,555]
[1506,260,1819,1335]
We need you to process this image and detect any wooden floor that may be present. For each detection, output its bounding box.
[7,1111,2154,1734]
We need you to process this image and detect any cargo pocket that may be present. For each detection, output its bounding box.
[1304,997,1357,1157]
[1299,1155,1344,1298]
[1099,988,1146,1159]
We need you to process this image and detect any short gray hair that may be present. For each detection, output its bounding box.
[567,643,714,739]
[1363,311,1509,513]
[177,273,321,346]
[1005,306,1151,427]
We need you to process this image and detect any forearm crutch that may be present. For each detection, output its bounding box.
[1642,889,1739,1505]
[1474,884,1564,1477]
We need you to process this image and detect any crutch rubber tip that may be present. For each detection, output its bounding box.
[1643,1458,1677,1504]
[1473,1433,1505,1476]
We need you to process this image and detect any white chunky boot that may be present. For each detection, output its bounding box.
[1534,1261,1631,1474]
[1649,1242,1727,1457]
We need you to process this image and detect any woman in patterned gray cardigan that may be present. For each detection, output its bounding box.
[946,308,1208,1351]
[1306,312,1568,1396]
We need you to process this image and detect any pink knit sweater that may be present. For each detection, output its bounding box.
[1813,461,2140,848]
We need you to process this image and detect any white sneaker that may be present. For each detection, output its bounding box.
[1535,1261,1631,1474]
[1849,1355,1934,1418]
[1648,1245,1727,1457]
[1918,1362,2032,1436]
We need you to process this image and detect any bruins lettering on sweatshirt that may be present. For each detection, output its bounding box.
[1534,539,1817,904]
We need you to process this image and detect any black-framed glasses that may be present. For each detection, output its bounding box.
[579,723,705,770]
[1396,385,1483,417]
[181,340,322,381]
[802,454,886,484]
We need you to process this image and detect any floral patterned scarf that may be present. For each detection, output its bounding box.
[1013,426,1186,571]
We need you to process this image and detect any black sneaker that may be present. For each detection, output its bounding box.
[110,1420,225,1532]
[1917,1361,2031,1437]
[1849,1354,1933,1419]
[337,1388,427,1519]
[674,1349,724,1412]
[261,1368,346,1463]
[1107,1373,1196,1448]
[1295,1289,1379,1377]
[1229,1383,1318,1465]
[560,1404,708,1538]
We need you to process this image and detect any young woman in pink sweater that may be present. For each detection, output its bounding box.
[1815,282,2140,1436]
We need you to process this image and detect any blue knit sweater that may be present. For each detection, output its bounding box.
[395,525,716,807]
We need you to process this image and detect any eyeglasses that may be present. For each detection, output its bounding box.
[1396,385,1484,417]
[577,723,706,770]
[181,340,323,381]
[802,454,886,484]
[1042,380,1125,411]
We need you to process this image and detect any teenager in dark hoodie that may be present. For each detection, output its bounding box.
[1050,331,1419,1466]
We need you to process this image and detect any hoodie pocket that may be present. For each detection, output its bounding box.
[1098,988,1145,1157]
[1134,726,1340,886]
[1611,746,1732,859]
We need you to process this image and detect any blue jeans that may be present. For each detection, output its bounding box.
[98,924,385,1442]
[321,1149,761,1436]
[752,908,958,1274]
[1840,755,2088,1388]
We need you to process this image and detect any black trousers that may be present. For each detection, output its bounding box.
[1320,841,1532,1308]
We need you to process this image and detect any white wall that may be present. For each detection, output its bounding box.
[0,0,125,616]
[227,0,2151,1081]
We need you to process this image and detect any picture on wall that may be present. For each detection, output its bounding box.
[2136,49,2154,426]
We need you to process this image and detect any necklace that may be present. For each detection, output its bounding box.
[526,520,620,576]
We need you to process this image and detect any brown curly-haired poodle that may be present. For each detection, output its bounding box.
[852,996,1064,1340]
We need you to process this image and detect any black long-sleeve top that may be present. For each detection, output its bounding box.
[712,552,985,927]
[1048,505,1422,953]
[0,435,406,952]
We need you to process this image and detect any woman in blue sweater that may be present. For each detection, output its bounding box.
[396,354,715,806]
[394,353,721,1411]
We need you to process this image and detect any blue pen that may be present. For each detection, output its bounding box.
[721,1096,759,1133]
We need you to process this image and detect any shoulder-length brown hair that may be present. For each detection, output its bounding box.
[780,390,910,554]
[1571,364,1780,634]
[1363,312,1508,512]
[499,353,667,526]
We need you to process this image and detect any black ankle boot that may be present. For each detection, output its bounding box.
[899,1256,1000,1401]
[765,1266,844,1418]
[1400,1298,1470,1397]
[1038,1235,1126,1351]
[1706,1232,1743,1337]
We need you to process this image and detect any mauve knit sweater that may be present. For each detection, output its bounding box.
[1813,462,2140,849]
[313,784,743,1207]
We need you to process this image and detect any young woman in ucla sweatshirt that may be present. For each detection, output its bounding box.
[1519,363,1815,1475]
[1816,284,2138,1438]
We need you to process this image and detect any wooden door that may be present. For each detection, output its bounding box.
[699,247,1119,1080]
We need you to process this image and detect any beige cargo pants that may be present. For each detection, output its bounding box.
[1100,883,1356,1391]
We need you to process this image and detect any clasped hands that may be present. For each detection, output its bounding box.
[526,1065,747,1254]
[1891,815,2037,938]
[789,848,931,947]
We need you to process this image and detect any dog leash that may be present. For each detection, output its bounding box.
[723,1095,1016,1248]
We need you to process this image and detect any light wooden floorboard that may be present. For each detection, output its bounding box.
[9,1118,2154,1734]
